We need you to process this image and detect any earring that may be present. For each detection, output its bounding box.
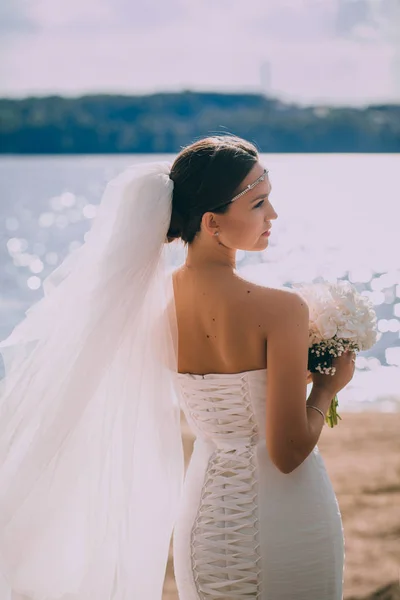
[214,231,219,237]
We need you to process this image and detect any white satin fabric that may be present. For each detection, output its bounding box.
[0,163,184,600]
[173,369,345,600]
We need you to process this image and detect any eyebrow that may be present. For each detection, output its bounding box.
[250,187,272,203]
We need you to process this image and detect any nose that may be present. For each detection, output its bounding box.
[266,203,278,221]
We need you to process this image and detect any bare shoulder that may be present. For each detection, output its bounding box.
[234,277,309,335]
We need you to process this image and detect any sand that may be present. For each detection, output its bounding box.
[162,412,400,599]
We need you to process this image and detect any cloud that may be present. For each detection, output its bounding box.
[22,0,186,32]
[0,0,398,104]
[0,0,38,33]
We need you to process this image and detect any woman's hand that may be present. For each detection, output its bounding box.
[310,351,356,395]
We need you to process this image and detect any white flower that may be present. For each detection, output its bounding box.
[291,279,378,427]
[314,308,339,339]
[293,280,378,352]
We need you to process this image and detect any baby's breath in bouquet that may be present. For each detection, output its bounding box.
[293,280,378,427]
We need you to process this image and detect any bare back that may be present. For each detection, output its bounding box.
[172,266,284,375]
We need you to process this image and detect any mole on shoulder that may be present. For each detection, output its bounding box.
[206,334,210,338]
[247,290,251,294]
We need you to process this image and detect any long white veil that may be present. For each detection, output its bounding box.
[0,162,184,599]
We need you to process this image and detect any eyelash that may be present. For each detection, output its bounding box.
[254,200,265,209]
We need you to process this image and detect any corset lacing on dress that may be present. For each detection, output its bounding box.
[178,373,263,599]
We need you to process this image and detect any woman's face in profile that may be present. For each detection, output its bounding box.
[215,162,278,252]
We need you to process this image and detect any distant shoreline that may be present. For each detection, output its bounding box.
[1,92,399,154]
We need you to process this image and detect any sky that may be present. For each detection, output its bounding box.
[1,0,400,106]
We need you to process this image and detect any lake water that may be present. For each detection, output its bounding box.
[0,153,399,412]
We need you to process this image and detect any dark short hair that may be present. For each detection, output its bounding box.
[167,135,259,244]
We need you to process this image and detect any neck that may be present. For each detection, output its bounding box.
[185,236,237,271]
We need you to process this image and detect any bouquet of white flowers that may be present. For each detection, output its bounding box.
[293,280,378,427]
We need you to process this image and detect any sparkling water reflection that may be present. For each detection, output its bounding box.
[0,154,399,411]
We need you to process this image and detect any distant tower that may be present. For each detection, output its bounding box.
[260,61,272,96]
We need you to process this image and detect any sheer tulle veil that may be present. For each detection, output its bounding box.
[0,162,184,599]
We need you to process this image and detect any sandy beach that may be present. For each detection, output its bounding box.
[162,411,400,600]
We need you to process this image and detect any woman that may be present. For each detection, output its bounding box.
[0,135,354,600]
[170,137,354,599]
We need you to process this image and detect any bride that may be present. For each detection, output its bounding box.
[0,135,355,600]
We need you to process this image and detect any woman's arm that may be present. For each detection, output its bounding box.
[262,290,333,474]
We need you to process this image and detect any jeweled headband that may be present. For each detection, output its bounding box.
[207,168,268,211]
[230,168,268,202]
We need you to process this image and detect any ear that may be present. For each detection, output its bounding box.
[201,211,220,238]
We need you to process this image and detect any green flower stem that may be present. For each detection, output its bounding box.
[326,394,342,428]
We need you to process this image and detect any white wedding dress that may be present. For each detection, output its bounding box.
[173,368,345,600]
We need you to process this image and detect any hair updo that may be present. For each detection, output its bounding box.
[167,135,259,244]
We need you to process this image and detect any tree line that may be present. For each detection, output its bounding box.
[0,91,399,153]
